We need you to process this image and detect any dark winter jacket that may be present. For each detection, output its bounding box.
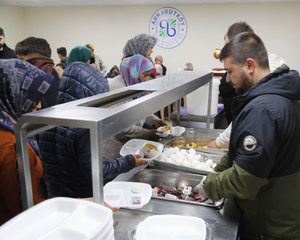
[0,44,17,59]
[39,62,136,198]
[204,67,300,239]
[41,69,60,108]
[105,65,120,79]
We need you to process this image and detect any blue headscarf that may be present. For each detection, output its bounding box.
[0,59,54,155]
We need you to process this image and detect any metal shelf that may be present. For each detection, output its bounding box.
[15,71,213,209]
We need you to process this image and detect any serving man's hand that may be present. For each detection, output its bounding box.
[154,119,167,128]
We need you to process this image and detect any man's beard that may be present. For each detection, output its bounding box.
[235,71,252,95]
[0,43,3,49]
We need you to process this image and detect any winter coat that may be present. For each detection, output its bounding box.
[0,44,17,59]
[39,62,136,198]
[204,67,300,239]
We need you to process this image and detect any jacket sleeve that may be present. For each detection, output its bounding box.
[204,163,268,201]
[216,123,231,148]
[121,125,151,140]
[145,114,160,127]
[214,153,229,173]
[204,104,279,201]
[75,128,135,181]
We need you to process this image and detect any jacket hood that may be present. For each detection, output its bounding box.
[233,66,300,115]
[58,62,109,104]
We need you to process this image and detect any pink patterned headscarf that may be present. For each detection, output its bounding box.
[120,55,154,86]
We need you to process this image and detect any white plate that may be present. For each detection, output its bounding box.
[104,182,152,209]
[0,198,113,240]
[157,126,186,137]
[136,215,206,240]
[119,139,163,162]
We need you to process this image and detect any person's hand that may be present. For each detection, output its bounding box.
[81,198,119,212]
[207,140,220,149]
[104,202,119,212]
[154,119,167,128]
[150,129,159,140]
[195,176,208,198]
[134,154,148,167]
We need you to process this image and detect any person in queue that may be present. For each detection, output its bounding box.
[105,65,120,79]
[155,55,167,76]
[201,32,300,239]
[104,55,166,161]
[55,63,65,78]
[57,47,68,66]
[66,45,94,65]
[0,59,54,225]
[123,33,157,79]
[85,44,107,76]
[0,27,17,59]
[207,21,286,149]
[15,37,60,109]
[39,58,147,199]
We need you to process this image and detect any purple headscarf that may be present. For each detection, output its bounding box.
[120,55,154,86]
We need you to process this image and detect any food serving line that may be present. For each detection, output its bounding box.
[14,71,241,239]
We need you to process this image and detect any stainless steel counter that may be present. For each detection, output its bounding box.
[113,128,241,240]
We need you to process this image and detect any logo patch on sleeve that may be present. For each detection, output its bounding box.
[243,135,257,151]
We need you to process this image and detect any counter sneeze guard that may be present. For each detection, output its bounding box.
[15,71,213,209]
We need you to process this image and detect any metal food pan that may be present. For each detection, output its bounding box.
[127,169,224,209]
[150,148,224,175]
[164,137,228,156]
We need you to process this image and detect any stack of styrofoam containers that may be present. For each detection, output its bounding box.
[0,197,114,240]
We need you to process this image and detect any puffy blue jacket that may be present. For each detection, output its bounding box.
[39,62,136,198]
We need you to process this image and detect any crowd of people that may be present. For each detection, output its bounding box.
[0,21,300,240]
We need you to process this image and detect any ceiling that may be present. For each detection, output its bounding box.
[0,0,299,7]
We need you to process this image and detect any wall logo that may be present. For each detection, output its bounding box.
[149,7,187,49]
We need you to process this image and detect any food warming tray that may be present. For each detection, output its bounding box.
[150,148,223,175]
[164,137,229,155]
[127,169,224,209]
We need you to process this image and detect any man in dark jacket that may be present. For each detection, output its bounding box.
[15,37,60,108]
[203,32,300,239]
[39,62,146,198]
[0,27,17,59]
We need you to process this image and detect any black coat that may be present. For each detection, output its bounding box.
[0,44,17,59]
[41,68,60,108]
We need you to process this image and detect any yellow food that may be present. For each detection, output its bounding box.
[163,124,172,131]
[145,143,158,151]
[172,142,208,148]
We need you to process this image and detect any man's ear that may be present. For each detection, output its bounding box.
[246,58,255,74]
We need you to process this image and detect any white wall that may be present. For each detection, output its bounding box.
[2,3,300,73]
[0,4,26,51]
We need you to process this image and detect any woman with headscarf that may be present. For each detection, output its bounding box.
[123,34,157,79]
[155,55,167,76]
[66,46,93,65]
[0,59,54,225]
[39,59,147,199]
[104,55,166,161]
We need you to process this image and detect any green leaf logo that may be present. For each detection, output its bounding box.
[159,18,177,38]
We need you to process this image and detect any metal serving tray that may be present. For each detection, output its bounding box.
[164,137,228,155]
[127,169,224,209]
[150,148,223,175]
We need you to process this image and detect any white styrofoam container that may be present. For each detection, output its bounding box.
[136,215,206,240]
[119,139,163,162]
[0,197,113,240]
[104,182,152,209]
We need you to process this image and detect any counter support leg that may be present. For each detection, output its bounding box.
[206,78,213,128]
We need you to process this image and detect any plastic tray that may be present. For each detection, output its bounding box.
[0,197,113,240]
[104,182,152,209]
[119,139,163,161]
[136,215,206,240]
